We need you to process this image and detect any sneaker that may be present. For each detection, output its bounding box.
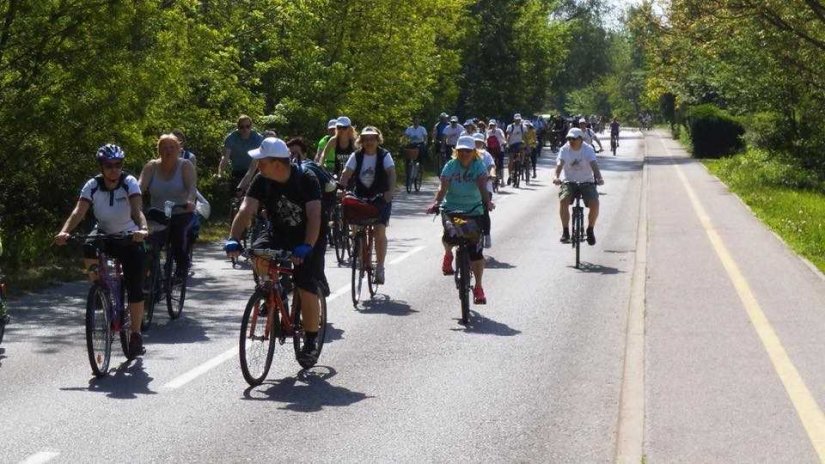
[128,332,145,359]
[473,286,487,305]
[532,172,537,178]
[442,253,454,275]
[586,227,596,246]
[374,266,385,285]
[483,234,492,249]
[506,176,512,186]
[298,338,318,364]
[560,229,570,243]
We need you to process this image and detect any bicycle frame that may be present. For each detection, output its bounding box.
[248,252,295,343]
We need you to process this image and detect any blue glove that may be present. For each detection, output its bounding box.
[224,239,243,254]
[293,243,313,260]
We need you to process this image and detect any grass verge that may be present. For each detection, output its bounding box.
[703,149,825,273]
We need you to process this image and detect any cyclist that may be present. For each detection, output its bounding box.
[316,116,357,176]
[552,128,604,245]
[338,126,396,285]
[316,119,339,171]
[403,117,428,185]
[431,112,450,163]
[461,119,477,136]
[473,133,496,248]
[139,134,198,282]
[578,118,603,152]
[506,113,527,185]
[486,119,506,183]
[288,137,337,249]
[219,115,264,195]
[426,135,494,304]
[524,121,538,178]
[442,116,463,156]
[54,144,149,358]
[225,137,327,363]
[609,118,620,152]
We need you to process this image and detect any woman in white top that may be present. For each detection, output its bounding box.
[54,144,149,357]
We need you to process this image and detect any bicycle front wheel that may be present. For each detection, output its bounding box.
[367,231,378,297]
[291,284,328,369]
[239,289,277,386]
[142,252,161,331]
[166,253,188,320]
[414,163,422,192]
[86,285,113,377]
[457,247,471,325]
[351,235,364,307]
[573,207,583,269]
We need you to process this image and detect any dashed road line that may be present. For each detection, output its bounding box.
[19,451,59,464]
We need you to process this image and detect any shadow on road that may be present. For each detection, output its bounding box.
[598,157,643,173]
[569,262,624,275]
[242,366,373,412]
[60,359,157,399]
[0,347,5,367]
[484,256,516,269]
[323,322,345,344]
[357,295,418,316]
[451,311,521,337]
[645,156,694,166]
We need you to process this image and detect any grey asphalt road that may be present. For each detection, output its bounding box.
[1,130,822,464]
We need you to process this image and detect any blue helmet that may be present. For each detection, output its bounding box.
[96,144,125,163]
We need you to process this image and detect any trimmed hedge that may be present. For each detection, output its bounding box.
[686,104,745,158]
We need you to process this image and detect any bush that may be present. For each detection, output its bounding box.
[685,104,745,158]
[743,111,795,152]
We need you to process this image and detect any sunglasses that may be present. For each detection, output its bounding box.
[103,162,123,170]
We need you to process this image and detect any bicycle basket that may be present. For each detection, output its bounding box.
[443,214,481,244]
[341,195,380,225]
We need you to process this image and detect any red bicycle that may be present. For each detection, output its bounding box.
[238,248,328,386]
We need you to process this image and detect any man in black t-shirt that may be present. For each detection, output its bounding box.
[225,137,326,364]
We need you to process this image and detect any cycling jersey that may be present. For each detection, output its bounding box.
[79,174,141,234]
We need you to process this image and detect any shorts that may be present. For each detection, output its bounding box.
[252,233,327,296]
[508,142,523,154]
[377,200,392,226]
[83,234,145,304]
[559,183,599,205]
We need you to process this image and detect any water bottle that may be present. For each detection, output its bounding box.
[164,200,174,218]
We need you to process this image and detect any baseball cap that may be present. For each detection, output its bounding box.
[455,135,476,150]
[248,137,290,159]
[579,118,587,124]
[566,128,584,140]
[450,116,459,123]
[327,119,338,129]
[336,116,352,127]
[472,133,486,145]
[360,126,380,136]
[440,112,448,118]
[489,119,497,125]
[514,113,522,120]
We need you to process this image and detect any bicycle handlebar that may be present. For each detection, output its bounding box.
[244,248,293,261]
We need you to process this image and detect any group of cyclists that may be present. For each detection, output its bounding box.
[47,109,617,370]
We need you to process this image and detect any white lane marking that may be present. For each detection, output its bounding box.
[162,347,238,390]
[19,452,60,464]
[162,246,428,390]
[388,246,425,265]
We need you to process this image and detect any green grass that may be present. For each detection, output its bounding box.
[703,149,825,273]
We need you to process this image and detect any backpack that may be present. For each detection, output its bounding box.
[299,160,333,188]
[91,172,131,206]
[486,133,501,152]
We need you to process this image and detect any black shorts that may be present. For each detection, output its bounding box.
[251,233,327,295]
[83,235,145,304]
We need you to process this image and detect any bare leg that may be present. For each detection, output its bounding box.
[298,288,320,331]
[559,198,571,228]
[471,259,484,287]
[128,302,144,334]
[374,224,387,267]
[587,199,600,228]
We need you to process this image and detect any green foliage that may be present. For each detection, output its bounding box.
[685,104,744,158]
[742,112,796,152]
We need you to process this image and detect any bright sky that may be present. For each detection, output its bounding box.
[604,0,645,30]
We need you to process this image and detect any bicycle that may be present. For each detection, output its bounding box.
[610,134,619,156]
[565,182,595,269]
[239,248,327,386]
[0,271,8,345]
[142,204,192,330]
[510,151,522,188]
[436,206,483,325]
[342,195,381,307]
[523,148,532,185]
[73,233,134,377]
[329,193,352,265]
[404,145,423,193]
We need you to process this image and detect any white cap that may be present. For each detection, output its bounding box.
[472,133,486,145]
[440,112,449,118]
[464,119,475,126]
[455,135,476,150]
[579,118,587,124]
[248,137,290,159]
[566,128,584,139]
[489,119,497,125]
[327,119,338,129]
[514,113,522,120]
[450,115,459,122]
[525,121,533,127]
[336,116,352,127]
[360,126,380,136]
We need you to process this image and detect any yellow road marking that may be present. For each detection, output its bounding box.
[665,140,825,462]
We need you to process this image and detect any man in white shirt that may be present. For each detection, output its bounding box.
[552,128,604,245]
[578,118,603,152]
[506,113,527,185]
[442,116,464,156]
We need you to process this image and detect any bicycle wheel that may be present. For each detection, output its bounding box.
[291,284,328,369]
[457,247,471,325]
[166,251,188,320]
[524,159,531,184]
[367,230,378,297]
[142,250,161,331]
[239,289,277,386]
[513,161,521,188]
[573,207,583,269]
[86,285,113,377]
[405,167,412,193]
[332,208,347,264]
[414,163,422,192]
[350,235,364,307]
[118,284,130,358]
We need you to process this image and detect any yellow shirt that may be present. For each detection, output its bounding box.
[524,130,537,148]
